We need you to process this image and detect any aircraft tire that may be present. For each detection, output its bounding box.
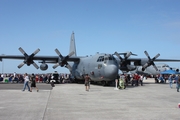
[101,81,106,86]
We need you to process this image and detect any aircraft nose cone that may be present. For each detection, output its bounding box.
[104,64,118,79]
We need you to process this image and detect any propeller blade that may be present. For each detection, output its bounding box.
[131,53,137,56]
[18,62,25,68]
[153,65,158,71]
[66,64,72,71]
[152,53,160,60]
[32,49,40,56]
[114,52,123,61]
[19,47,26,55]
[125,52,131,59]
[32,62,39,69]
[68,51,75,57]
[119,52,137,56]
[143,63,149,69]
[53,64,59,69]
[144,51,151,60]
[55,49,63,59]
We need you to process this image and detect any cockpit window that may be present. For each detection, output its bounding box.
[104,57,108,61]
[97,55,116,62]
[110,55,116,60]
[97,56,104,62]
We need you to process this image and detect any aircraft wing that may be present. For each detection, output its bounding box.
[126,58,180,62]
[0,55,81,63]
[115,50,180,72]
[0,47,85,70]
[0,54,83,70]
[126,57,180,72]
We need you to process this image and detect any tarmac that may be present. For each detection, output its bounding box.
[0,78,180,120]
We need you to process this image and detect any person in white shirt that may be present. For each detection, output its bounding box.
[22,73,31,92]
[139,74,144,86]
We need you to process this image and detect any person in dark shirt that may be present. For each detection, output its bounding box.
[177,75,180,92]
[84,74,90,91]
[30,73,39,92]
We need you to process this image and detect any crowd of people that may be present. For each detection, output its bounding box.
[116,73,146,89]
[0,72,73,84]
[1,72,180,92]
[155,74,180,92]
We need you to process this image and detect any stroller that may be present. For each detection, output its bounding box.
[118,79,126,89]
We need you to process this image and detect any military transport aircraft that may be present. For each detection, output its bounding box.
[1,32,180,85]
[129,63,178,75]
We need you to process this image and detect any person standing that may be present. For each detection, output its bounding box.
[84,74,90,91]
[177,76,180,92]
[22,73,31,92]
[30,73,39,92]
[139,74,144,86]
[168,74,173,89]
[134,73,140,86]
[174,75,179,87]
[119,74,126,89]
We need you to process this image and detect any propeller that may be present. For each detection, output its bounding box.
[53,48,74,71]
[18,47,40,69]
[142,51,160,71]
[114,51,135,66]
[118,52,137,56]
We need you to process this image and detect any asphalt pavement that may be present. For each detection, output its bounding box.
[0,78,180,120]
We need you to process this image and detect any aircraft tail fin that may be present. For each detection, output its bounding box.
[69,31,77,56]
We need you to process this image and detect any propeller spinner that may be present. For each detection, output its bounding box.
[18,47,40,69]
[142,51,160,71]
[53,48,74,71]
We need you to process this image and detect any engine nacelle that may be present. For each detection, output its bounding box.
[119,65,136,71]
[40,63,48,71]
[134,59,147,66]
[134,61,141,66]
[136,66,144,72]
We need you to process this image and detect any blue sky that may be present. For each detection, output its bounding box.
[0,0,180,74]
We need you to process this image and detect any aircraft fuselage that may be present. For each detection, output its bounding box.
[71,53,119,82]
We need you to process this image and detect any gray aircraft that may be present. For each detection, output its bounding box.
[129,63,179,75]
[1,32,180,85]
[130,63,179,75]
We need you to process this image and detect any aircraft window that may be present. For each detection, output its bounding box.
[97,55,115,62]
[97,56,104,62]
[109,55,115,60]
[104,57,108,61]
